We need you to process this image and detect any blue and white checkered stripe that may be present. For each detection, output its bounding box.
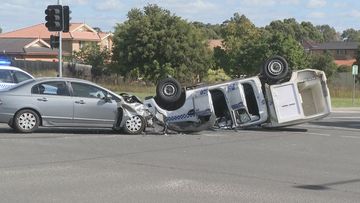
[0,83,14,89]
[165,113,195,122]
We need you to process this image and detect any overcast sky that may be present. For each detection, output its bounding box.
[0,0,359,33]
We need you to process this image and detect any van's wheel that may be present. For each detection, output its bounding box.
[156,77,182,103]
[123,115,146,135]
[14,109,40,133]
[261,56,291,84]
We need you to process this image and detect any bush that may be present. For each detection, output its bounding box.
[203,68,231,83]
[337,65,351,73]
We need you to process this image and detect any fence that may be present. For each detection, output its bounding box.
[11,59,92,79]
[328,72,359,98]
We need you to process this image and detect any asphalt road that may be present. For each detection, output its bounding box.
[0,111,359,202]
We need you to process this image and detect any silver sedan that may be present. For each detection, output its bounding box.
[0,77,150,134]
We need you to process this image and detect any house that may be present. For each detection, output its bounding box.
[0,23,113,61]
[0,38,57,61]
[304,40,358,66]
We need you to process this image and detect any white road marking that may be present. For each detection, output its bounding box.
[341,135,360,139]
[300,124,360,132]
[325,117,360,119]
[304,132,331,137]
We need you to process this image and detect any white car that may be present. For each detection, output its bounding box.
[0,60,34,89]
[144,56,331,133]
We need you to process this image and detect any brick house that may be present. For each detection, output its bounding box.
[305,40,358,66]
[0,23,112,61]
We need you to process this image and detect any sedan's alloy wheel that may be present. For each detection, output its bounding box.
[18,112,37,130]
[123,115,145,134]
[126,115,143,132]
[14,109,40,133]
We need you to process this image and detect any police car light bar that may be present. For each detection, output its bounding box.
[0,59,11,66]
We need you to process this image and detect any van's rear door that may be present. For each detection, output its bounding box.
[270,83,304,123]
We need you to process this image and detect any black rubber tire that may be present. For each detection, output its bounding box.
[13,109,40,133]
[156,77,182,103]
[122,115,146,135]
[262,56,291,84]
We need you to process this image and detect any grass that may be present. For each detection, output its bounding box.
[331,97,360,108]
[329,86,360,107]
[103,84,155,100]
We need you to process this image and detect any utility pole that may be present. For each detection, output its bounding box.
[58,0,62,77]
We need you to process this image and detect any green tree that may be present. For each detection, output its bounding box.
[73,43,111,81]
[265,18,324,42]
[112,4,212,84]
[216,13,264,76]
[261,31,309,70]
[316,25,339,42]
[215,14,308,77]
[309,52,337,79]
[341,29,360,42]
[191,22,222,39]
[0,26,2,33]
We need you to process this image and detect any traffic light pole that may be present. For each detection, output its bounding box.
[58,31,62,77]
[58,0,62,77]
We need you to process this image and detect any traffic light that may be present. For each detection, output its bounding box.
[63,6,71,33]
[50,35,60,49]
[45,5,63,31]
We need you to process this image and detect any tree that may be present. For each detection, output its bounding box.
[316,25,339,42]
[308,52,337,79]
[0,26,2,33]
[341,29,360,42]
[73,43,111,81]
[215,14,309,77]
[265,18,324,43]
[112,4,212,84]
[216,13,264,76]
[191,22,222,39]
[261,31,309,70]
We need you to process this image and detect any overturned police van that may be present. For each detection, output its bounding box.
[143,56,332,133]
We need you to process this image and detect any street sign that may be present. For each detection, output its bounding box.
[353,65,358,75]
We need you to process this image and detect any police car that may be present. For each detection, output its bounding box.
[0,59,34,89]
[144,56,331,133]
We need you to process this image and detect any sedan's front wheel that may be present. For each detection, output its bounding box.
[123,115,145,135]
[14,109,40,133]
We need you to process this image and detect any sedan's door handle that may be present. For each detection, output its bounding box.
[37,97,48,102]
[75,100,86,104]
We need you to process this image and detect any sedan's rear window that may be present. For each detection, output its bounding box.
[32,81,70,96]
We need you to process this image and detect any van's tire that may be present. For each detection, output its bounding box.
[13,109,40,133]
[156,77,182,103]
[261,56,291,84]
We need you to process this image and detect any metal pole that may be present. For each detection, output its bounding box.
[57,0,62,77]
[59,31,62,77]
[353,75,356,105]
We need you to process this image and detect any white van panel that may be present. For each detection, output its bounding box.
[271,83,304,123]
